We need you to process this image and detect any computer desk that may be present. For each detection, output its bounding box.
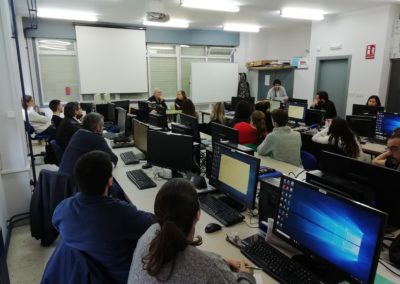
[110,145,400,284]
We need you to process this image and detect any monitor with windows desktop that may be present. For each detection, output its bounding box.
[346,115,376,138]
[147,130,193,176]
[271,176,386,284]
[288,102,307,123]
[352,104,384,116]
[375,111,400,137]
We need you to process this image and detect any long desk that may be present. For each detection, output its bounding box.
[111,145,400,283]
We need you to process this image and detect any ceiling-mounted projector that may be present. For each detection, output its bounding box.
[146,11,170,22]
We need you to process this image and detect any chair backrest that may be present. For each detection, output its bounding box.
[49,140,64,165]
[24,121,35,135]
[301,150,317,171]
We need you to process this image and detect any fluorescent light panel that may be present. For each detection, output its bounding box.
[143,19,189,28]
[38,9,98,22]
[181,0,239,13]
[223,24,260,33]
[280,8,324,21]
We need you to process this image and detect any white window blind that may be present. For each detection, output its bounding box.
[149,57,177,98]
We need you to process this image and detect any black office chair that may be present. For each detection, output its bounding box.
[24,121,51,142]
[49,140,64,166]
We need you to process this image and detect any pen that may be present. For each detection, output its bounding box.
[245,265,262,270]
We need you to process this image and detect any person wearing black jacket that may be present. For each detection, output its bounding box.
[310,91,337,119]
[148,87,167,109]
[56,101,82,149]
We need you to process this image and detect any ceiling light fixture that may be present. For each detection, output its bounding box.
[280,8,325,21]
[143,19,189,28]
[223,24,260,33]
[37,9,98,22]
[180,0,240,13]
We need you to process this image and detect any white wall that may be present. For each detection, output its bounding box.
[294,4,400,115]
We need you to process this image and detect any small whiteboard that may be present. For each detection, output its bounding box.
[191,63,238,104]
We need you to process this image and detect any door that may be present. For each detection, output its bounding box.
[315,57,351,118]
[257,69,294,100]
[386,59,400,113]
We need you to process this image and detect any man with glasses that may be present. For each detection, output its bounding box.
[373,128,400,170]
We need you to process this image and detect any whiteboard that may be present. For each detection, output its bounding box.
[191,63,238,104]
[75,26,148,94]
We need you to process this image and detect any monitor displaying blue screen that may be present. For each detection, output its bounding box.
[275,176,386,284]
[211,143,260,209]
[375,111,400,136]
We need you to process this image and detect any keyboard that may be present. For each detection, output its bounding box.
[241,238,322,284]
[126,169,157,190]
[120,151,140,165]
[198,195,244,226]
[368,136,386,145]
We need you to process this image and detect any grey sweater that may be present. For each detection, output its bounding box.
[128,224,256,284]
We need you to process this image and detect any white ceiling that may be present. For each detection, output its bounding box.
[15,0,400,30]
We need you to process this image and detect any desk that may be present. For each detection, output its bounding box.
[199,110,234,123]
[110,145,399,283]
[362,142,386,156]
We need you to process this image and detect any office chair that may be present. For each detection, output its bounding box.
[301,150,317,171]
[49,140,64,166]
[24,121,51,142]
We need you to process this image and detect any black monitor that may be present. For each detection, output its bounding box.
[352,104,384,116]
[80,102,93,114]
[179,113,200,142]
[147,130,193,174]
[346,115,376,138]
[375,111,400,137]
[116,107,127,134]
[171,122,192,136]
[133,119,148,155]
[231,96,255,111]
[305,109,325,126]
[96,103,115,122]
[288,98,308,105]
[315,150,400,229]
[137,101,150,121]
[148,113,168,130]
[211,122,238,144]
[210,143,260,210]
[288,102,307,122]
[274,176,387,284]
[112,100,130,112]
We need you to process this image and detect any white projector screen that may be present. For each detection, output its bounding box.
[191,63,238,104]
[75,26,148,94]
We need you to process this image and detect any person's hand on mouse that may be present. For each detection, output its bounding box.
[226,259,253,274]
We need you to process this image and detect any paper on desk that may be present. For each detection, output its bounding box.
[255,273,263,284]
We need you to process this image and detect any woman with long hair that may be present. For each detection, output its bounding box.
[128,178,255,283]
[234,110,266,146]
[366,95,381,107]
[175,90,187,110]
[210,102,226,125]
[181,99,198,119]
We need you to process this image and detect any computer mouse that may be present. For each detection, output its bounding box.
[205,223,222,234]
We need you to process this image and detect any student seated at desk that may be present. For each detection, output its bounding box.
[234,111,266,147]
[22,95,56,138]
[43,151,155,284]
[177,99,198,123]
[366,95,381,107]
[230,100,253,127]
[56,101,82,149]
[148,87,168,109]
[210,102,226,125]
[257,109,302,166]
[174,90,187,110]
[255,101,274,134]
[310,91,337,119]
[373,128,400,170]
[128,178,255,284]
[311,117,369,161]
[49,99,63,129]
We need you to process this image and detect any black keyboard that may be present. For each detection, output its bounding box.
[126,169,157,190]
[120,151,139,165]
[241,239,322,284]
[199,195,244,226]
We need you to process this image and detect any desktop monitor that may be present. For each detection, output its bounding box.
[80,102,94,114]
[231,96,255,111]
[211,122,238,144]
[210,143,260,210]
[133,119,148,155]
[275,176,387,284]
[137,101,150,121]
[96,103,115,122]
[171,122,192,136]
[346,115,376,138]
[288,102,307,122]
[288,98,308,105]
[305,109,325,126]
[375,111,400,137]
[116,107,127,134]
[352,104,384,116]
[179,113,201,142]
[112,100,130,112]
[269,100,281,111]
[147,130,193,174]
[315,150,400,229]
[148,113,168,129]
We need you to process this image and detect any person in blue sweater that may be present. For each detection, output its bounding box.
[47,151,155,284]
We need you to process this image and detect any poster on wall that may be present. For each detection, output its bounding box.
[365,44,376,60]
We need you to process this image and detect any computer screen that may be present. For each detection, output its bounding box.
[116,107,127,134]
[375,111,400,136]
[147,130,193,173]
[269,100,281,111]
[288,98,308,105]
[80,102,94,114]
[148,113,168,129]
[275,176,387,284]
[211,122,238,144]
[210,143,260,209]
[133,119,148,154]
[171,123,192,136]
[288,103,307,122]
[305,109,325,126]
[352,104,384,116]
[95,103,115,122]
[180,113,201,142]
[346,115,376,138]
[137,101,150,121]
[231,96,255,111]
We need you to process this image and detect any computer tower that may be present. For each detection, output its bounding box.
[205,147,213,180]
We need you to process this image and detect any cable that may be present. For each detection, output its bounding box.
[379,259,400,277]
[288,172,296,177]
[295,169,306,178]
[243,219,258,229]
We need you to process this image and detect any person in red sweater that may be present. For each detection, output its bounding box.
[234,111,266,145]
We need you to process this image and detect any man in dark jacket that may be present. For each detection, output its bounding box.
[310,91,337,119]
[56,101,82,149]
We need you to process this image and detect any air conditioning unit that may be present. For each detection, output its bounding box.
[146,11,170,22]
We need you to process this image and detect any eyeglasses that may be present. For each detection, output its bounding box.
[386,146,400,152]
